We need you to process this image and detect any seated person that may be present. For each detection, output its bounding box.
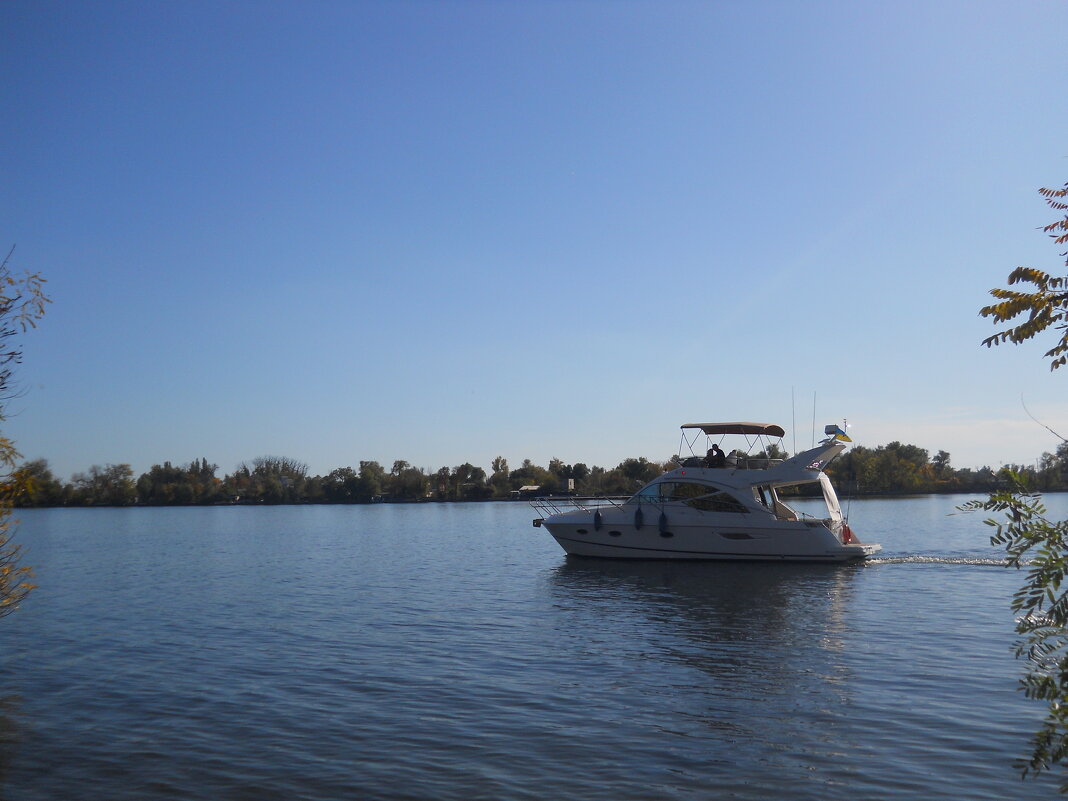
[704,444,727,468]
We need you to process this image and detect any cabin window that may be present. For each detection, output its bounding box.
[686,491,749,514]
[632,481,746,514]
[633,482,698,503]
[659,481,750,514]
[633,483,667,503]
[664,482,711,502]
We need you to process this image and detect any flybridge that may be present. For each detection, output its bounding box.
[679,422,850,455]
[678,421,787,469]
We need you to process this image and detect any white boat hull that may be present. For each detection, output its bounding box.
[540,511,879,562]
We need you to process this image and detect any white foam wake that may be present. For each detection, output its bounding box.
[866,555,1011,567]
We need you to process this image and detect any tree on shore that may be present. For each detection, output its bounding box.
[488,456,509,498]
[970,179,1068,790]
[356,461,386,502]
[71,464,137,506]
[0,249,49,617]
[15,459,67,506]
[321,467,360,503]
[224,456,308,504]
[136,458,220,505]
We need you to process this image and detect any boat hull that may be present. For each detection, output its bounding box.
[541,516,879,562]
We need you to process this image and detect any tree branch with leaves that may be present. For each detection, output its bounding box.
[980,182,1068,369]
[962,480,1068,790]
[0,247,50,618]
[974,178,1068,789]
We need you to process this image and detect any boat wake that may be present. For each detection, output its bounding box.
[866,555,1011,567]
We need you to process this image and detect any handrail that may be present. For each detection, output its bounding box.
[529,495,627,517]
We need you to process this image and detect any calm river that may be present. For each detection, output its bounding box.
[0,495,1064,799]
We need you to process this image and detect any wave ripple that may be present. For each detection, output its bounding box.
[868,555,1010,566]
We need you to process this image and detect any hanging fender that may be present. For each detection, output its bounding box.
[593,509,603,531]
[634,506,644,530]
[658,511,668,533]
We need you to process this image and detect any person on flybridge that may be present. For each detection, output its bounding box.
[704,444,726,468]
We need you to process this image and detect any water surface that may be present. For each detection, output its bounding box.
[0,495,1063,799]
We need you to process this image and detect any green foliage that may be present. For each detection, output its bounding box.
[427,462,490,501]
[932,449,952,478]
[71,464,137,506]
[390,464,428,501]
[488,456,510,499]
[971,177,1068,791]
[980,182,1068,370]
[962,476,1068,790]
[321,467,359,502]
[0,248,49,617]
[354,460,386,502]
[14,459,67,506]
[224,456,309,504]
[827,442,956,494]
[29,440,1068,507]
[452,463,488,500]
[0,436,34,618]
[137,458,220,505]
[620,457,661,484]
[508,459,556,496]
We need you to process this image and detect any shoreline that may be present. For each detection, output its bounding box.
[17,487,1067,510]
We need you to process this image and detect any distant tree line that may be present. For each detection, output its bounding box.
[10,441,1068,508]
[824,440,1068,496]
[12,454,669,507]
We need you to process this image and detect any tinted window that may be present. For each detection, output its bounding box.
[686,491,749,514]
[632,483,666,503]
[633,482,692,502]
[665,482,709,501]
[631,482,746,513]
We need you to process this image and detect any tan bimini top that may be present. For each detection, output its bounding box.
[681,422,786,437]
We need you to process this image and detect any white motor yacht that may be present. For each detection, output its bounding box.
[532,422,881,562]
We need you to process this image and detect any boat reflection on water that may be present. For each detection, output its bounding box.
[549,558,860,638]
[543,558,876,794]
[546,558,863,716]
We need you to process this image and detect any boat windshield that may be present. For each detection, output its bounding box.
[630,481,750,513]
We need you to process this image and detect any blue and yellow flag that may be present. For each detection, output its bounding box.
[824,424,852,442]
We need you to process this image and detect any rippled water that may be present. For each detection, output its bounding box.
[0,495,1065,799]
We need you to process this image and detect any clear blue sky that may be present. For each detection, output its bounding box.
[2,0,1066,480]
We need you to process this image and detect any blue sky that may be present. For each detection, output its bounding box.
[2,0,1066,480]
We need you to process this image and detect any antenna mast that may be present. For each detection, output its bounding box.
[811,392,816,448]
[791,387,796,455]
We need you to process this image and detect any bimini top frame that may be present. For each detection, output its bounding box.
[681,422,786,437]
[678,421,786,463]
